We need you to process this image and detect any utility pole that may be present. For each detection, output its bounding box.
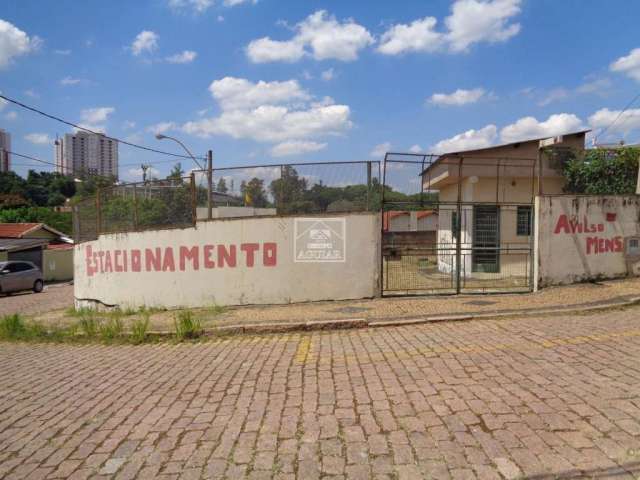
[207,150,213,220]
[140,164,150,183]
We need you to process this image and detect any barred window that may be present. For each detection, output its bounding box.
[517,206,532,236]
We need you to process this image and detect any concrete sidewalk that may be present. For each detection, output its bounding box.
[216,277,640,326]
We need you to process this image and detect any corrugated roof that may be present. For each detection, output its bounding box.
[0,238,48,252]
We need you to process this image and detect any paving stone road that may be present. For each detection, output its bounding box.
[0,284,74,317]
[1,309,640,479]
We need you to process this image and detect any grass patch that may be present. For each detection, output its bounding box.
[131,314,150,345]
[100,316,124,342]
[174,311,202,341]
[0,314,27,339]
[78,313,99,338]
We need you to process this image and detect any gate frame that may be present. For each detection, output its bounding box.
[381,152,538,297]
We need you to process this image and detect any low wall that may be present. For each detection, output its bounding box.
[536,195,640,286]
[43,249,74,282]
[74,213,380,309]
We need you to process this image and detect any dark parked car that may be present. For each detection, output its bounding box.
[0,261,44,295]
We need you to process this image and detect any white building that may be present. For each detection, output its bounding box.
[55,132,118,179]
[0,129,11,172]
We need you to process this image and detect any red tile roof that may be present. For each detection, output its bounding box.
[0,223,42,238]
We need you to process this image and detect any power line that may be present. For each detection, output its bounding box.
[7,150,57,167]
[0,93,207,161]
[595,91,640,143]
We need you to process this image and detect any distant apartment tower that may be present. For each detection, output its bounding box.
[0,129,11,172]
[55,131,118,179]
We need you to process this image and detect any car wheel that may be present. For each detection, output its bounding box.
[33,280,44,293]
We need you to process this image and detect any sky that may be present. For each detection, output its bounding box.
[1,0,640,182]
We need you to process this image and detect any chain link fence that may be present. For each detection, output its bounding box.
[73,176,195,242]
[73,161,381,242]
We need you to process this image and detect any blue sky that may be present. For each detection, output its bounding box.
[2,0,640,181]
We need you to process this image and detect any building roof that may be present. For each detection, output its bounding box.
[0,238,49,253]
[420,129,590,177]
[0,223,68,240]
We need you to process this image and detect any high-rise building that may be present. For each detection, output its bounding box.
[0,129,11,172]
[55,131,118,179]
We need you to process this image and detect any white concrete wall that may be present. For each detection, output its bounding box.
[74,213,380,309]
[537,196,640,286]
[196,206,277,220]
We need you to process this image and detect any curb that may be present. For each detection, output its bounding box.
[64,297,640,341]
[198,296,640,336]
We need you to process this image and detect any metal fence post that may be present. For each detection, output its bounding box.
[455,157,464,294]
[207,150,213,220]
[366,161,372,211]
[95,187,102,236]
[132,184,139,230]
[190,173,197,225]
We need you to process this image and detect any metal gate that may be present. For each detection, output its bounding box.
[381,152,535,296]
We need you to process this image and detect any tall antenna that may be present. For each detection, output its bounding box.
[140,164,150,182]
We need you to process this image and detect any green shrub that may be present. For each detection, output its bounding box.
[174,311,201,341]
[0,314,27,339]
[131,314,150,345]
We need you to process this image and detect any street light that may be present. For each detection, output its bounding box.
[155,133,204,170]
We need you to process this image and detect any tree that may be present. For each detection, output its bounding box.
[241,178,269,208]
[216,177,228,193]
[563,147,640,194]
[167,163,185,184]
[0,207,72,235]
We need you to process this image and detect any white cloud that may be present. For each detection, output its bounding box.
[184,103,351,142]
[0,19,41,69]
[131,31,159,56]
[378,0,521,56]
[122,120,136,130]
[610,48,640,82]
[80,107,115,124]
[538,88,569,107]
[429,87,485,106]
[378,17,443,55]
[246,10,373,63]
[500,113,584,143]
[166,50,197,64]
[246,37,305,63]
[24,89,38,98]
[409,144,423,153]
[576,77,611,95]
[0,95,6,110]
[129,166,160,177]
[321,68,335,81]
[217,15,225,22]
[270,140,327,157]
[54,49,71,55]
[146,122,177,135]
[223,0,257,5]
[370,142,392,158]
[60,76,83,86]
[168,0,214,13]
[432,125,497,153]
[445,0,521,52]
[5,111,17,120]
[183,77,352,144]
[589,108,640,137]
[209,76,311,111]
[24,133,53,145]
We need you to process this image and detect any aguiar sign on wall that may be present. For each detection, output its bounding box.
[74,214,379,309]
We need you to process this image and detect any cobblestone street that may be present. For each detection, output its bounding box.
[1,308,640,479]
